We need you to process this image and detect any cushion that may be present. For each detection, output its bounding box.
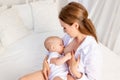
[0,39,5,56]
[31,1,62,32]
[0,5,7,14]
[10,0,57,30]
[0,7,31,47]
[12,4,33,30]
[0,43,5,56]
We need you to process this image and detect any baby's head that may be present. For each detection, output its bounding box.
[44,36,64,54]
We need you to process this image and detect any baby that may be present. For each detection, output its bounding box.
[44,36,73,80]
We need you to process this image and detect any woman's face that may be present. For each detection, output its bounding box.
[59,19,79,38]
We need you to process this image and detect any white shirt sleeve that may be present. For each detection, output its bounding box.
[77,43,103,80]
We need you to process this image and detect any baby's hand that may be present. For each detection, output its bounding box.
[65,52,72,60]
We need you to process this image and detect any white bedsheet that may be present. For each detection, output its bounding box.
[0,31,64,80]
[0,31,120,80]
[100,43,120,80]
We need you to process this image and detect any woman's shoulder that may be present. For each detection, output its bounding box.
[81,36,98,47]
[79,36,100,54]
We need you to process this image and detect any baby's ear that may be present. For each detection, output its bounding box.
[50,45,55,51]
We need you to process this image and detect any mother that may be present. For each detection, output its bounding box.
[20,2,102,80]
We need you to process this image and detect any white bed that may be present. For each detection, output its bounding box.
[0,31,64,80]
[0,0,120,80]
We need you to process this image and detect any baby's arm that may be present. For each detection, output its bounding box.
[50,53,71,65]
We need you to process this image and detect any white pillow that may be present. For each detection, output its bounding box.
[0,5,7,14]
[10,0,57,30]
[0,7,31,47]
[12,4,33,30]
[0,39,5,56]
[31,1,62,32]
[0,6,8,52]
[0,40,2,50]
[0,43,5,56]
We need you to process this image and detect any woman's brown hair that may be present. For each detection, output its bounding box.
[59,2,98,42]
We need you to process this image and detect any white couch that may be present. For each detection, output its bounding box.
[0,1,120,80]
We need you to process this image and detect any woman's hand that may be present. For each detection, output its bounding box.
[69,50,80,75]
[42,56,50,80]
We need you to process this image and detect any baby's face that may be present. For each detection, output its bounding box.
[52,39,64,54]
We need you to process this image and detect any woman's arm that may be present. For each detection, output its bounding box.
[69,45,102,80]
[68,50,90,80]
[81,45,103,80]
[68,50,83,79]
[42,56,50,80]
[50,52,71,65]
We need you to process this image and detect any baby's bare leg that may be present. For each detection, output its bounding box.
[53,76,63,80]
[67,74,75,80]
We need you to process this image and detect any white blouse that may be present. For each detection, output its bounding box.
[63,34,103,80]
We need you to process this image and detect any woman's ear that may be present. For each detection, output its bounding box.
[72,22,79,29]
